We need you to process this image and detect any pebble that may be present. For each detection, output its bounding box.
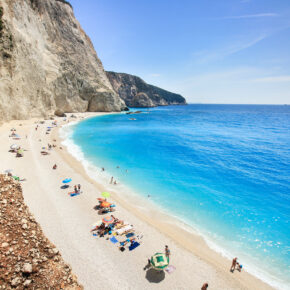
[1,242,9,248]
[22,263,33,274]
[23,279,32,287]
[11,277,21,286]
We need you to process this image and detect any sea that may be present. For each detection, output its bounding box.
[61,104,290,289]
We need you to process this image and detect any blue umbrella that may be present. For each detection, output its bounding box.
[62,178,72,184]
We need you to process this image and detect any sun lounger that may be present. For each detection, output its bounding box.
[126,233,135,238]
[116,225,133,235]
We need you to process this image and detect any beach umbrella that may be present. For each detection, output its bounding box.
[14,134,20,138]
[150,253,169,270]
[101,192,110,198]
[102,216,114,224]
[100,201,111,208]
[62,178,72,184]
[10,144,19,150]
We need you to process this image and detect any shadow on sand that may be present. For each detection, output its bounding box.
[145,269,165,283]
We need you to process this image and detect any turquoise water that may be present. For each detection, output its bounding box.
[68,105,290,288]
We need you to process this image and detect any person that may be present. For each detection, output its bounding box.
[165,245,170,258]
[201,283,208,290]
[102,167,105,171]
[236,262,243,272]
[110,177,113,184]
[116,166,120,169]
[114,180,117,185]
[78,184,81,192]
[230,257,238,272]
[52,164,57,170]
[74,185,78,193]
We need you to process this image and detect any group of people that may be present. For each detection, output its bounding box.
[74,184,81,193]
[230,257,243,272]
[91,215,121,237]
[110,176,117,185]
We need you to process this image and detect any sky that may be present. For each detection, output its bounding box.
[69,0,290,104]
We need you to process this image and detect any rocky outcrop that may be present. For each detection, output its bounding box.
[0,174,82,289]
[106,71,187,108]
[0,0,126,122]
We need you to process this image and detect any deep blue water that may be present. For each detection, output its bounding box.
[69,105,290,288]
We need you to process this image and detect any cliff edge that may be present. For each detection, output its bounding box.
[0,0,125,122]
[106,71,186,108]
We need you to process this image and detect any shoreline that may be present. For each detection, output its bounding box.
[0,113,276,289]
[56,113,277,289]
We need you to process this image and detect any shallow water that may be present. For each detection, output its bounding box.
[66,105,290,289]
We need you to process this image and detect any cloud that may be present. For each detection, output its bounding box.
[223,13,278,19]
[252,76,290,83]
[193,35,267,63]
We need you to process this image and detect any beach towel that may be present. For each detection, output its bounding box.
[110,237,118,244]
[165,265,176,274]
[129,241,140,251]
[68,191,82,197]
[126,233,135,238]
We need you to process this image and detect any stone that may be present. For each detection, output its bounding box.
[23,280,32,287]
[22,263,33,274]
[54,110,66,117]
[52,248,59,255]
[11,277,21,286]
[1,242,9,248]
[22,224,28,230]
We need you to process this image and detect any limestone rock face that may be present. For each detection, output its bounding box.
[0,0,126,122]
[106,71,187,108]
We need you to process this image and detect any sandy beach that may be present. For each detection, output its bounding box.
[0,113,274,290]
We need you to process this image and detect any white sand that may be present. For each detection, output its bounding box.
[0,114,274,290]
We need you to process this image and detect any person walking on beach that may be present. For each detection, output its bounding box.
[74,185,78,193]
[165,245,170,258]
[78,184,81,192]
[110,176,113,184]
[230,257,238,272]
[201,282,208,290]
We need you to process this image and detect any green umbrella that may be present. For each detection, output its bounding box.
[150,253,169,270]
[101,192,110,198]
